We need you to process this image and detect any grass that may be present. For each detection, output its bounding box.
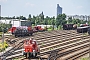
[12,56,25,60]
[41,42,44,46]
[47,27,58,31]
[80,57,90,60]
[83,33,89,36]
[47,28,53,31]
[12,58,19,60]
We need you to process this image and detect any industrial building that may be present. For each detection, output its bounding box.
[0,19,31,27]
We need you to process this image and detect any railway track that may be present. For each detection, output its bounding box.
[0,30,90,60]
[6,38,90,60]
[49,43,89,60]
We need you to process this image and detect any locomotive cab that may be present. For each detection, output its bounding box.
[23,38,40,58]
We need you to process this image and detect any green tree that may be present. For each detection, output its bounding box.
[76,19,81,24]
[40,12,44,21]
[27,14,32,26]
[35,15,40,25]
[0,23,11,33]
[68,17,72,23]
[12,16,15,19]
[56,13,66,28]
[0,16,1,20]
[72,19,82,24]
[39,11,44,24]
[16,16,19,19]
[62,20,67,25]
[88,21,90,25]
[81,20,87,24]
[47,16,50,25]
[32,15,36,25]
[62,13,66,20]
[51,16,55,30]
[28,14,32,20]
[72,19,77,24]
[19,16,26,20]
[44,16,48,25]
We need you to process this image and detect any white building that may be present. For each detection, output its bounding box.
[0,19,29,27]
[67,15,90,21]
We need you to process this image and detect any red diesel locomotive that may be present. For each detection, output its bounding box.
[22,38,40,58]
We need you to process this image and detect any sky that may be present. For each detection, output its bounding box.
[0,0,90,17]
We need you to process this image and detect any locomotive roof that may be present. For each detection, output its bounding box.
[63,24,74,25]
[77,26,90,29]
[16,26,28,29]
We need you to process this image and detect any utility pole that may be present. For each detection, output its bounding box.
[1,27,6,60]
[0,5,1,20]
[87,27,90,59]
[2,28,4,51]
[89,38,90,59]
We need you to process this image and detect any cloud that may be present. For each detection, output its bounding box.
[25,2,35,7]
[77,6,83,9]
[0,0,7,2]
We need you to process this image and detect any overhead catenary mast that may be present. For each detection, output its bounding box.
[0,5,1,20]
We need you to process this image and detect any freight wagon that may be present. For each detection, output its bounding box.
[14,26,33,37]
[77,26,90,33]
[63,24,77,30]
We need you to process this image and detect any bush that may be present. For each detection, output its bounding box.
[78,23,80,27]
[80,57,89,60]
[0,41,8,52]
[47,26,53,31]
[0,24,12,33]
[58,25,62,30]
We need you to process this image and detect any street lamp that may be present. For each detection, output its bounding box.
[1,25,4,51]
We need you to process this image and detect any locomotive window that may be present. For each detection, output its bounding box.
[32,41,35,44]
[26,41,29,44]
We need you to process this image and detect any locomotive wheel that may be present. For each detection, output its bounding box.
[26,52,29,58]
[25,54,27,58]
[30,33,32,36]
[15,35,17,38]
[33,52,37,57]
[38,52,40,55]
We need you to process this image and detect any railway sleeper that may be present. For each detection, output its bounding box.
[40,38,89,51]
[45,43,89,60]
[40,39,89,56]
[59,47,89,60]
